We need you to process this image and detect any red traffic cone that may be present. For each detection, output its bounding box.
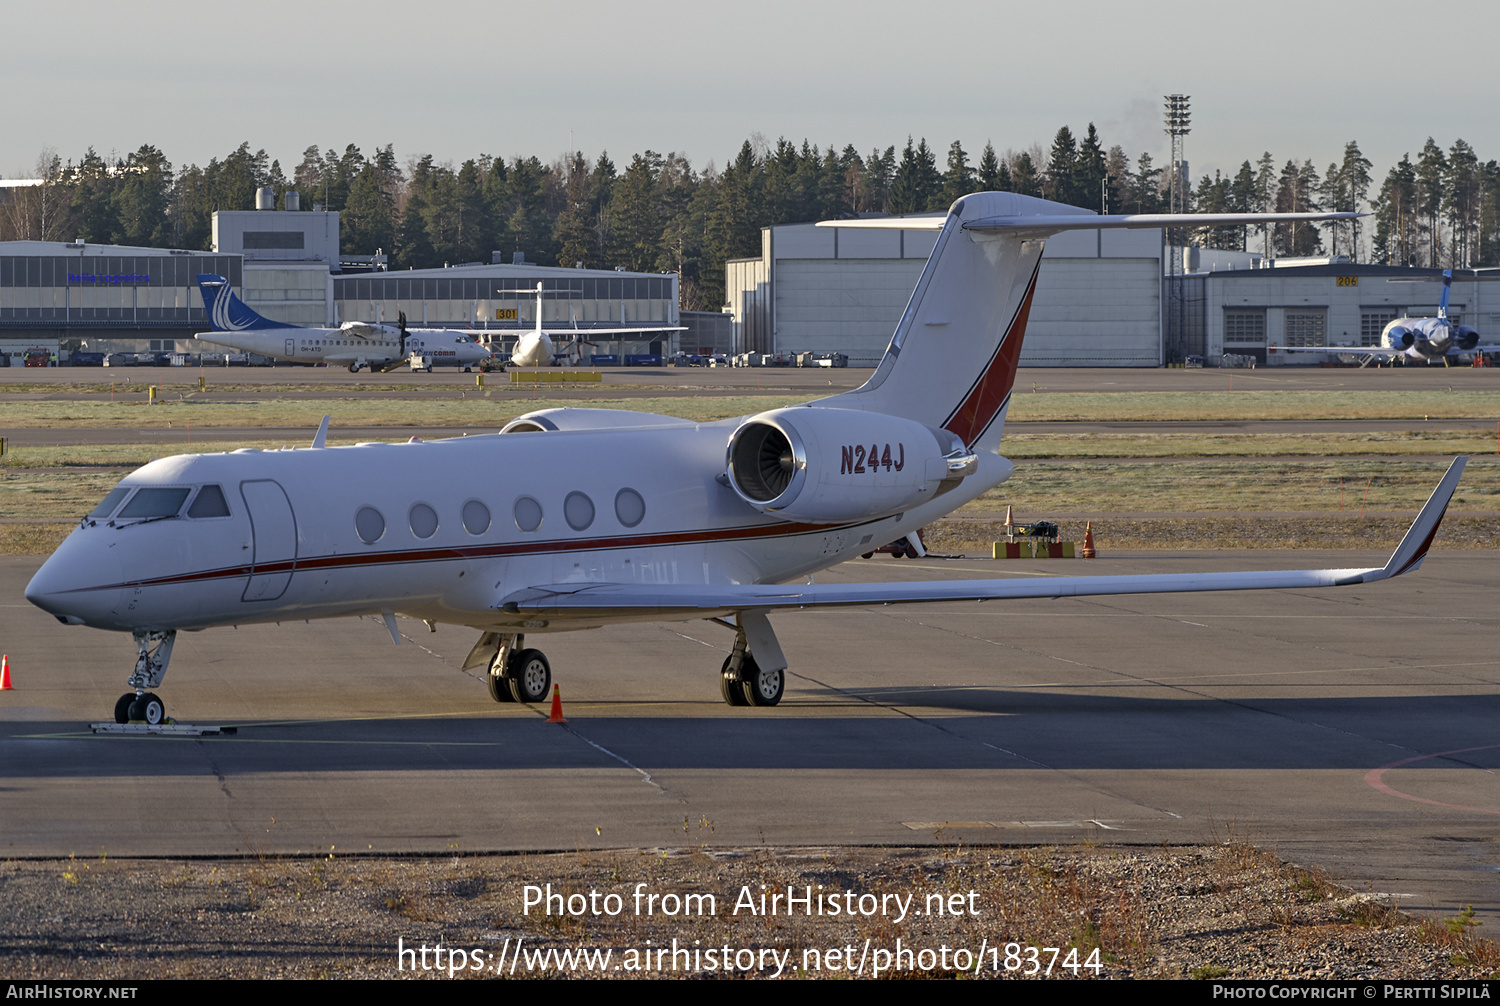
[547,684,567,723]
[1081,522,1097,559]
[0,655,10,690]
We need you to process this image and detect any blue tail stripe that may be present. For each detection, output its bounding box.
[195,274,285,331]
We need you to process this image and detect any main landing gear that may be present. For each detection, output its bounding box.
[717,611,787,707]
[466,632,552,704]
[113,630,175,725]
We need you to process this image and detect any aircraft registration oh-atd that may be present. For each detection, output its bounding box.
[26,193,1466,725]
[193,275,494,373]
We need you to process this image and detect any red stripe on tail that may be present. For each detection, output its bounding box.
[942,263,1040,447]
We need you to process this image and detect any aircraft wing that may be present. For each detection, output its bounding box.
[502,458,1466,618]
[340,321,398,340]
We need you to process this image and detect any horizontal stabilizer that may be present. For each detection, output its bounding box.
[820,210,1361,240]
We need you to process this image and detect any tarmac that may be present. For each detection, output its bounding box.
[3,547,1498,917]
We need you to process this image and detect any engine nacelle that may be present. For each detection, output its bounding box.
[1457,327,1480,351]
[1389,326,1414,349]
[725,408,975,523]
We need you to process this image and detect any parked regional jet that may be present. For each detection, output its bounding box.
[1272,270,1500,365]
[193,275,494,373]
[501,283,685,367]
[28,193,1462,726]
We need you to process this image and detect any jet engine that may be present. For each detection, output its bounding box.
[1457,327,1480,351]
[724,408,977,524]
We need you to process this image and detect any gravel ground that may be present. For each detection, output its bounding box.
[2,845,1496,980]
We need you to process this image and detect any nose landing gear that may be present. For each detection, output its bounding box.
[114,630,175,724]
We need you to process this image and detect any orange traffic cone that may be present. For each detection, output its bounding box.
[0,655,11,690]
[1081,522,1097,559]
[547,684,567,723]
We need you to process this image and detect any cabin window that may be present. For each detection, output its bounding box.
[514,496,543,532]
[614,488,645,528]
[564,491,595,532]
[409,503,438,539]
[355,506,386,543]
[117,487,191,519]
[88,487,131,519]
[187,484,231,518]
[462,500,491,535]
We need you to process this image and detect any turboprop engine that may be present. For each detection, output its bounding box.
[724,408,978,524]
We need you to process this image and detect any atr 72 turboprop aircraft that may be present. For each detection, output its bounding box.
[502,282,686,367]
[1273,270,1500,364]
[26,193,1465,725]
[193,275,494,373]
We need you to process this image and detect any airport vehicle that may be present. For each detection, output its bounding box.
[26,192,1462,725]
[1271,270,1499,365]
[192,275,494,373]
[501,283,684,367]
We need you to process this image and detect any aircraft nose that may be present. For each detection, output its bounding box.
[25,539,125,627]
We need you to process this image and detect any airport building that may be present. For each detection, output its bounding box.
[725,218,1165,366]
[0,201,680,363]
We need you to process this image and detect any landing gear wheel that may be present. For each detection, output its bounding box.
[508,649,551,703]
[861,552,874,559]
[128,692,166,725]
[487,674,514,703]
[348,363,361,374]
[114,693,135,724]
[740,655,784,707]
[719,655,748,707]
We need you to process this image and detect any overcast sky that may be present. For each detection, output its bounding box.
[6,0,1494,191]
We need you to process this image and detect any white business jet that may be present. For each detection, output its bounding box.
[1272,270,1500,365]
[502,283,685,367]
[193,275,494,373]
[27,193,1463,725]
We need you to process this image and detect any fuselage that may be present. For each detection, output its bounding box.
[195,325,493,370]
[25,420,1012,636]
[1381,316,1482,361]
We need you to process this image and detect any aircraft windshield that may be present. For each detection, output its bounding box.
[116,488,191,520]
[87,487,131,519]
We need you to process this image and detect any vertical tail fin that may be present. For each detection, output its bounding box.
[195,274,282,331]
[812,193,1093,454]
[1438,269,1453,320]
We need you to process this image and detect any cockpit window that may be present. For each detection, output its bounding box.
[88,487,131,519]
[117,487,191,519]
[187,484,231,518]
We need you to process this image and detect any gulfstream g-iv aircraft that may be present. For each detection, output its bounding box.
[193,275,494,373]
[27,193,1464,725]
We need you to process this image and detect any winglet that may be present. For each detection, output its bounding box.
[1367,457,1467,582]
[311,415,330,449]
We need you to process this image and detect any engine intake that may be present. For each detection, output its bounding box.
[725,408,974,523]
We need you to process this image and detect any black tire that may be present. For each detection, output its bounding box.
[114,693,134,724]
[487,674,514,703]
[348,363,359,374]
[719,655,748,707]
[508,649,551,703]
[129,692,165,725]
[860,552,874,559]
[740,654,784,707]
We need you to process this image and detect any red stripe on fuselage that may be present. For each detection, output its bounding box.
[78,514,888,593]
[942,261,1040,447]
